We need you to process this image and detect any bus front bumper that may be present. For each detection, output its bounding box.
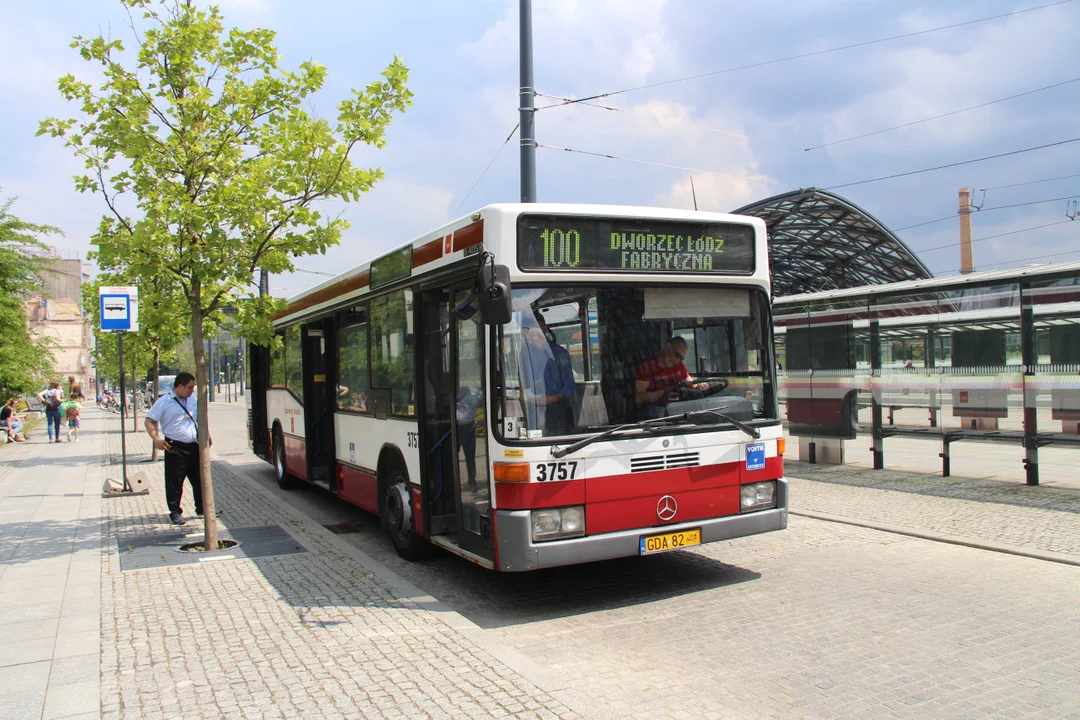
[495,478,788,572]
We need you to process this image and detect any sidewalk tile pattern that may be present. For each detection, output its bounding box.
[101,412,578,720]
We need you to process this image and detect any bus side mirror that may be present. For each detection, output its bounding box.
[478,264,512,325]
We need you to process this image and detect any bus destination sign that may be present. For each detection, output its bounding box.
[517,214,755,274]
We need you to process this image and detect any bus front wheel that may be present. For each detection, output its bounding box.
[382,466,430,561]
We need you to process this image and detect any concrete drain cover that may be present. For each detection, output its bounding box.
[117,525,306,571]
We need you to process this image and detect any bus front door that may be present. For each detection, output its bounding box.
[419,285,493,561]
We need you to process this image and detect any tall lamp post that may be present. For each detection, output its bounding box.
[519,0,536,203]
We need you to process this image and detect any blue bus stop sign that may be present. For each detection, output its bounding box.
[99,286,139,333]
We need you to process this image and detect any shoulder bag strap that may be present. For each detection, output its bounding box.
[172,396,199,439]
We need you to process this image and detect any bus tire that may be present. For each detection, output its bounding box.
[381,461,430,561]
[273,427,298,490]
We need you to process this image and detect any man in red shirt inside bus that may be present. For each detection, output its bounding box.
[635,336,710,418]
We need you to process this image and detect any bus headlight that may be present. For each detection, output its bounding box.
[531,506,586,542]
[740,481,777,513]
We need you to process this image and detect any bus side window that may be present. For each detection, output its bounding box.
[371,290,415,416]
[336,309,371,413]
[270,332,287,388]
[284,325,303,403]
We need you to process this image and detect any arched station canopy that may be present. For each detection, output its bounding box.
[733,188,934,298]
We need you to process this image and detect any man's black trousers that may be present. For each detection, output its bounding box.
[164,439,204,515]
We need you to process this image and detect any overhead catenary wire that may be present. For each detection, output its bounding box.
[913,218,1075,254]
[535,143,790,189]
[894,194,1080,231]
[539,0,1076,106]
[825,137,1080,190]
[980,172,1080,191]
[804,76,1080,151]
[938,245,1080,275]
[449,123,519,221]
[537,97,963,189]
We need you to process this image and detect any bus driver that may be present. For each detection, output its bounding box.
[635,337,710,418]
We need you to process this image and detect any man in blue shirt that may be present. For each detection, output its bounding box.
[144,372,209,525]
[520,315,576,433]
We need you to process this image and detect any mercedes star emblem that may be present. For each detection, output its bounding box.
[656,495,678,521]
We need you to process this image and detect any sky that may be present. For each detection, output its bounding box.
[1,0,1078,298]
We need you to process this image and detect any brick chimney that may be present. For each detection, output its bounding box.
[958,187,974,274]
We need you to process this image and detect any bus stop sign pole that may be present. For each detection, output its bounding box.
[99,286,148,497]
[118,333,131,492]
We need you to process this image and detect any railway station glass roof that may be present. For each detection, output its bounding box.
[733,188,933,297]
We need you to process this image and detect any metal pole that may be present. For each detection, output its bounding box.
[208,338,216,402]
[519,0,536,202]
[1020,282,1039,485]
[118,334,131,492]
[226,361,231,403]
[239,340,245,398]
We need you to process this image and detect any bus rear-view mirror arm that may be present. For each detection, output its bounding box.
[478,263,512,325]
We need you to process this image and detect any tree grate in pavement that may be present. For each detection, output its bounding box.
[116,524,306,571]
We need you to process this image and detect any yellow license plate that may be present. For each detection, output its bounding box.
[639,528,701,555]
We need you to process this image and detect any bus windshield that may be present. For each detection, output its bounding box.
[497,285,776,440]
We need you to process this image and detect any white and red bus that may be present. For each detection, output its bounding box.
[248,203,787,570]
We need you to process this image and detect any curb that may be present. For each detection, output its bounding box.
[791,509,1080,568]
[226,462,612,720]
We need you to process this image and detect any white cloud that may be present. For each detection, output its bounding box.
[274,177,455,296]
[465,0,673,90]
[813,6,1077,154]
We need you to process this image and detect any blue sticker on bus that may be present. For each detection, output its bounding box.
[745,442,766,471]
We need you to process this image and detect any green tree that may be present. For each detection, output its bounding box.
[41,0,411,549]
[0,194,59,398]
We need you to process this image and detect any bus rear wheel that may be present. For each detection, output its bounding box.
[274,428,298,490]
[382,467,430,561]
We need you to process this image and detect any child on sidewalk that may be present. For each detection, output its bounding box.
[61,396,82,442]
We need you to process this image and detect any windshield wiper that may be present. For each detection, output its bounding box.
[689,411,761,440]
[551,409,760,459]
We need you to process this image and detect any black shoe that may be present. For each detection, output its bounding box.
[195,510,220,518]
[169,512,186,525]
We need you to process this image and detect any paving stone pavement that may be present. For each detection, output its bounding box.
[86,401,1080,719]
[0,411,104,720]
[98,405,584,720]
[785,460,1080,560]
[193,403,1080,720]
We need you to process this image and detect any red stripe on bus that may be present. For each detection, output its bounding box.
[283,435,307,481]
[412,237,443,268]
[741,455,784,484]
[276,269,371,320]
[452,220,484,252]
[586,462,753,535]
[588,462,740,503]
[338,464,378,515]
[495,478,585,510]
[588,482,742,535]
[411,488,424,537]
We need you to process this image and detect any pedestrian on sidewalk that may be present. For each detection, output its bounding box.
[143,372,212,526]
[1,398,26,441]
[38,381,64,443]
[61,396,82,442]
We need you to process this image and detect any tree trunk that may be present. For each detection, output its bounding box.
[151,348,161,462]
[190,283,218,552]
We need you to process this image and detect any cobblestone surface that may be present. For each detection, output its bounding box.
[100,402,1080,719]
[786,460,1080,559]
[207,400,1080,720]
[99,405,580,720]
